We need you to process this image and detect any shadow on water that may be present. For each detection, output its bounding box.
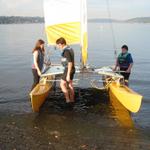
[40,88,110,115]
[39,87,134,128]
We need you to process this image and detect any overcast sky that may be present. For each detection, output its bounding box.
[0,0,150,19]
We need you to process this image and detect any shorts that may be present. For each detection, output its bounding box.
[120,68,130,80]
[61,68,75,81]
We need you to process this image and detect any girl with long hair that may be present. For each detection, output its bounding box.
[31,39,45,90]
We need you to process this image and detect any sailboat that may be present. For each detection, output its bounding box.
[29,0,142,113]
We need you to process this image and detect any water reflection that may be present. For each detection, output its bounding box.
[37,82,134,127]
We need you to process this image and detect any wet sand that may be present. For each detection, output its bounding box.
[0,88,150,150]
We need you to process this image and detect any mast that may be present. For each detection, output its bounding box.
[80,0,88,67]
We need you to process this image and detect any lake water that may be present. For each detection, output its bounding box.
[0,23,150,149]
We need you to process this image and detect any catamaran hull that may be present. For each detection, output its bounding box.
[109,86,134,127]
[108,83,143,113]
[30,76,53,112]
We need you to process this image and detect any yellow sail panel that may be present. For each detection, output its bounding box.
[46,22,81,45]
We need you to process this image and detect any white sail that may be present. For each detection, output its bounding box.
[43,0,88,65]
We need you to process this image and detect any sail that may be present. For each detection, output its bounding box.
[43,0,88,65]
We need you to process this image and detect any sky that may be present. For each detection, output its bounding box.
[0,0,150,19]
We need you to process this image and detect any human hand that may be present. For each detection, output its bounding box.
[46,62,51,66]
[37,70,42,76]
[126,69,131,73]
[113,67,116,72]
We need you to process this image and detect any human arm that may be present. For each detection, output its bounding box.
[126,63,133,73]
[33,51,41,76]
[126,54,133,73]
[113,58,119,71]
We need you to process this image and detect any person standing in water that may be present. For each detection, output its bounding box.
[31,39,45,90]
[56,37,75,107]
[113,45,133,86]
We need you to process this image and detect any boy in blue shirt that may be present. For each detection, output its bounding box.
[113,45,133,86]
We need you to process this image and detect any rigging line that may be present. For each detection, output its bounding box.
[106,0,117,59]
[80,0,83,69]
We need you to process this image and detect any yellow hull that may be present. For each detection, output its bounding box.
[30,76,53,112]
[108,83,143,113]
[109,87,134,127]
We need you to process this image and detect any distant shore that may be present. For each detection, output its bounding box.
[0,16,44,24]
[0,16,150,24]
[88,17,150,23]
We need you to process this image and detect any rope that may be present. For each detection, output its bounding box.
[106,0,117,59]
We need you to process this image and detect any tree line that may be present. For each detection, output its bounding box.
[0,16,44,24]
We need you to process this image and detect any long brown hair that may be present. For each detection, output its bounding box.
[32,39,45,53]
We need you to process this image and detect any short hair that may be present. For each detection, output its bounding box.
[121,45,128,51]
[56,37,66,45]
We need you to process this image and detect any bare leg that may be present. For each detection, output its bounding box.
[68,80,75,102]
[60,79,70,103]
